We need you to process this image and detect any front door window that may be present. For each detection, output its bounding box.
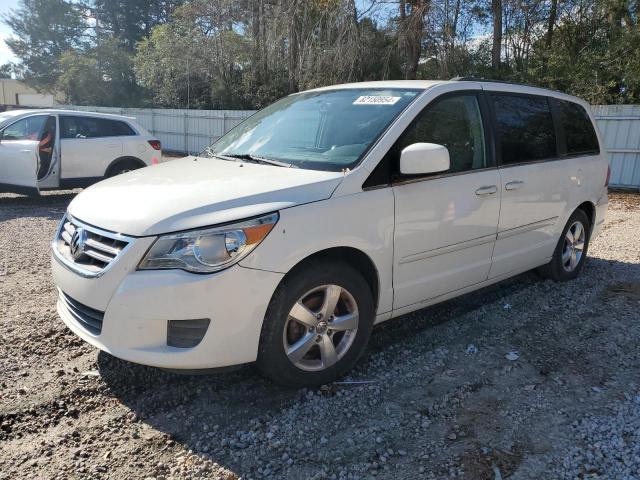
[398,94,487,174]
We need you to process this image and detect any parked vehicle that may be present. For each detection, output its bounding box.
[51,80,609,386]
[0,109,161,195]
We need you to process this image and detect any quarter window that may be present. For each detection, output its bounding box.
[398,94,487,173]
[2,115,47,141]
[556,100,599,156]
[492,94,557,165]
[60,116,136,139]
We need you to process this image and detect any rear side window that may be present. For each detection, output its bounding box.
[110,120,136,136]
[492,94,557,165]
[555,100,599,156]
[61,116,136,139]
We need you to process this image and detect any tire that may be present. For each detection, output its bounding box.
[257,261,375,387]
[106,159,143,177]
[537,209,591,282]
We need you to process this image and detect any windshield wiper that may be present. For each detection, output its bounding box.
[221,153,294,168]
[199,147,245,164]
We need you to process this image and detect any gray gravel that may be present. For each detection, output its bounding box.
[561,391,640,479]
[1,190,639,479]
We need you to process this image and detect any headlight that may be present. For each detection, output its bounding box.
[138,212,278,273]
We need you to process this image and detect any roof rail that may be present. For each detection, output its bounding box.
[451,76,572,96]
[450,76,545,89]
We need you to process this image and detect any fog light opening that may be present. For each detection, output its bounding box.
[167,319,210,348]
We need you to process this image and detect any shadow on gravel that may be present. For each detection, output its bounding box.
[97,352,297,459]
[95,254,639,476]
[0,191,77,222]
[368,270,543,355]
[95,268,548,469]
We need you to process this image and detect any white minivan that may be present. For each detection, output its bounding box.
[51,80,609,386]
[0,109,161,195]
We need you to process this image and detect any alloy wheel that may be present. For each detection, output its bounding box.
[561,221,586,272]
[283,284,359,371]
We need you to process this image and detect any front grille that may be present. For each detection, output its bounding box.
[53,215,132,276]
[58,290,104,335]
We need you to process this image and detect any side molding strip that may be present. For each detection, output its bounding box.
[398,216,559,265]
[399,233,497,264]
[496,216,559,240]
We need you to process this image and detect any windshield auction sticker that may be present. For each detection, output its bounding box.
[353,96,401,105]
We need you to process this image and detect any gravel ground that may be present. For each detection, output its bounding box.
[0,190,639,479]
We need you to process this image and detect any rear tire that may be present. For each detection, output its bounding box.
[257,261,375,387]
[537,209,591,282]
[106,159,144,177]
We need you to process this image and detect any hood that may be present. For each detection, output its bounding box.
[68,156,344,236]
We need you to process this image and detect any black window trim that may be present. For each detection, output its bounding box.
[363,89,497,190]
[59,114,138,139]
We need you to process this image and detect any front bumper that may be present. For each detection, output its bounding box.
[53,253,283,369]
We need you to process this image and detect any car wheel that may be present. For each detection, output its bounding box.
[107,160,143,177]
[257,261,375,387]
[537,209,591,282]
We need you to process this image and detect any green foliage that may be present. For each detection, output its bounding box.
[3,0,640,107]
[92,0,183,49]
[3,0,88,90]
[470,0,640,104]
[0,64,13,79]
[56,39,144,106]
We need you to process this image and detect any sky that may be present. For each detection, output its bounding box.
[0,0,19,65]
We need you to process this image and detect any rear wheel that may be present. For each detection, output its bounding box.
[257,261,374,387]
[106,159,144,177]
[537,209,591,282]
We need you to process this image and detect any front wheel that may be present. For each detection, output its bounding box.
[257,261,375,387]
[538,209,591,282]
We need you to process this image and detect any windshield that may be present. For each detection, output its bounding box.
[202,88,422,171]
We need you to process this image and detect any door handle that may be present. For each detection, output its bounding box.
[505,180,525,191]
[19,149,32,153]
[475,185,498,196]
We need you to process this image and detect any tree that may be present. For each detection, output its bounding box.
[398,0,429,79]
[56,39,144,106]
[6,0,640,108]
[3,0,88,90]
[135,0,398,109]
[0,64,13,79]
[491,0,502,71]
[92,0,183,50]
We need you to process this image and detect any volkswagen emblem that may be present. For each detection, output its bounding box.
[70,228,87,260]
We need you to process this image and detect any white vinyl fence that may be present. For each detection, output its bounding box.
[57,105,256,154]
[59,103,640,189]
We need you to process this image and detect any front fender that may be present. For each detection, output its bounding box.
[239,189,395,315]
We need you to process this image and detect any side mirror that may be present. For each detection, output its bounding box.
[399,143,450,175]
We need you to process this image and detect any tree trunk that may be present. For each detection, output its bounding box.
[288,1,299,93]
[491,0,502,72]
[260,0,267,82]
[252,0,261,85]
[545,0,558,48]
[400,0,427,80]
